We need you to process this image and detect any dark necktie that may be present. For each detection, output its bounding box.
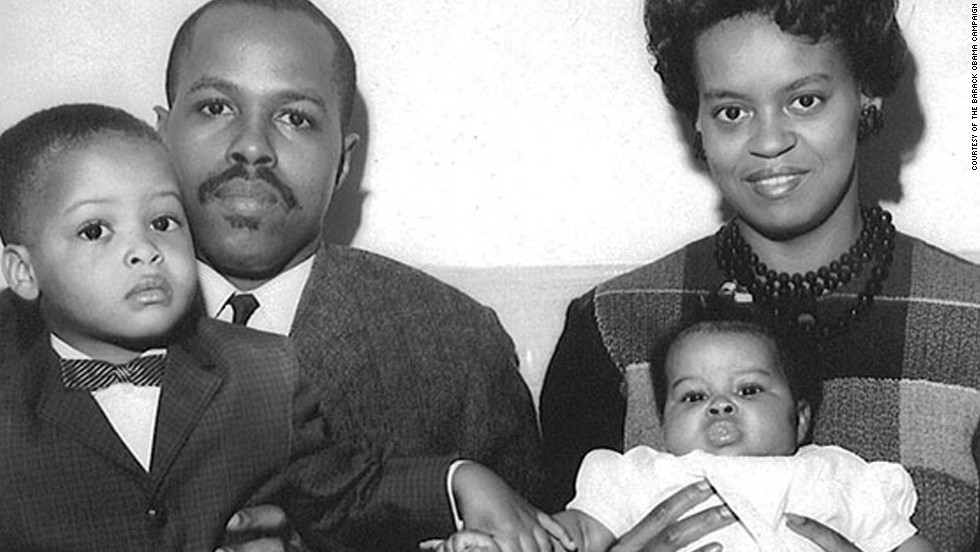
[226,293,260,326]
[61,355,167,391]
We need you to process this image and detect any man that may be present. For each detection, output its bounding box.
[156,0,539,497]
[0,0,546,550]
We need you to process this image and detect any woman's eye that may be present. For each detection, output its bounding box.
[714,106,748,123]
[78,222,108,241]
[791,94,823,112]
[150,215,182,232]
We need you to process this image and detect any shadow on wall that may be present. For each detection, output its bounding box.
[859,54,924,206]
[323,90,369,246]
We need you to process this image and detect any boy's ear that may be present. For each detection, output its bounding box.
[795,399,813,445]
[153,106,170,137]
[1,245,40,301]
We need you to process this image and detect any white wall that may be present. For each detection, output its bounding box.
[1,0,977,270]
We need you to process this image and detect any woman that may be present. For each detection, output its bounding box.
[539,1,980,550]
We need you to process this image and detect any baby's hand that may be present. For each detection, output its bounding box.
[420,530,502,552]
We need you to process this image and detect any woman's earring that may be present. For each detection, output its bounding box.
[694,131,707,162]
[858,104,883,141]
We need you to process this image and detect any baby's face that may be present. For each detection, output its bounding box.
[661,330,806,456]
[25,137,197,358]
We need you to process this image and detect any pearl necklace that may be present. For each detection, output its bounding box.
[713,205,896,337]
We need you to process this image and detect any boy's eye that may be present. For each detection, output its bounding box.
[78,222,109,241]
[150,215,182,232]
[739,384,763,397]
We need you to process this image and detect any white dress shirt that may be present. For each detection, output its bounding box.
[51,335,165,472]
[197,257,313,336]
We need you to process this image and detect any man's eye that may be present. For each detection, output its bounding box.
[277,110,313,129]
[78,222,108,241]
[200,100,233,117]
[150,215,182,232]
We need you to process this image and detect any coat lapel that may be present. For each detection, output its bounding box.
[148,327,223,487]
[33,340,146,479]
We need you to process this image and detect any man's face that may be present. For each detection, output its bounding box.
[158,5,357,286]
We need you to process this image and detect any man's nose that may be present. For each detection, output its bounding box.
[227,116,276,167]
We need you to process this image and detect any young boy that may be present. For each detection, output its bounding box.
[0,102,332,551]
[434,305,935,552]
[0,103,568,552]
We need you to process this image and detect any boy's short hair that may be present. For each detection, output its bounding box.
[650,296,824,421]
[0,103,162,245]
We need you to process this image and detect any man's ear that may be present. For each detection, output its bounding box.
[796,399,813,445]
[334,132,360,189]
[153,106,170,138]
[1,245,40,301]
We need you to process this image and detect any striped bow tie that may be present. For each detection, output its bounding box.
[60,355,166,390]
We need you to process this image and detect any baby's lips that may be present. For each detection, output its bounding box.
[706,419,741,447]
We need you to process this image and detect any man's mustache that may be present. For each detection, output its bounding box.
[197,164,299,210]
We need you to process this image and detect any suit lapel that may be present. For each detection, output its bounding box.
[292,243,373,388]
[34,340,146,479]
[148,329,223,487]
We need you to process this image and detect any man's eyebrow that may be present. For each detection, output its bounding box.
[277,90,327,111]
[187,76,240,97]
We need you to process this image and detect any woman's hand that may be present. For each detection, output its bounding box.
[609,481,734,552]
[785,514,861,552]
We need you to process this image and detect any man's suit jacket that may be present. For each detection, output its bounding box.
[289,243,542,499]
[0,315,451,551]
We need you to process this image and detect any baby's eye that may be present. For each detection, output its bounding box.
[790,94,823,112]
[199,99,234,118]
[738,384,763,397]
[714,105,749,124]
[680,391,707,403]
[78,222,109,241]
[276,109,314,130]
[150,215,182,233]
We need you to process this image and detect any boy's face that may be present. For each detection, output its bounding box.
[18,138,196,357]
[661,330,808,456]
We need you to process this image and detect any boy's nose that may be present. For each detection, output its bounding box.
[126,238,163,266]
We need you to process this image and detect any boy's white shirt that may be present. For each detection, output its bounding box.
[197,256,466,528]
[50,335,165,472]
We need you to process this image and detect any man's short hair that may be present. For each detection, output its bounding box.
[165,0,357,131]
[0,103,162,245]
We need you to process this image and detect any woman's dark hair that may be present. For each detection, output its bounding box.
[644,0,908,123]
[649,296,823,426]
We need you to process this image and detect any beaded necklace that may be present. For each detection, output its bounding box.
[713,205,896,337]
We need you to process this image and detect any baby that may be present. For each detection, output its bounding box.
[431,305,936,552]
[555,305,936,552]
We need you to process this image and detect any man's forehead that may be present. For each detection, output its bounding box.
[176,4,340,94]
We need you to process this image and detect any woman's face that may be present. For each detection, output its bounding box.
[694,14,873,241]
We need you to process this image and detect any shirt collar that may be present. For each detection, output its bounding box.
[197,255,314,336]
[50,333,167,360]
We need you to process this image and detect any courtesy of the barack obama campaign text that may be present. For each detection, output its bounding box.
[972,3,979,170]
